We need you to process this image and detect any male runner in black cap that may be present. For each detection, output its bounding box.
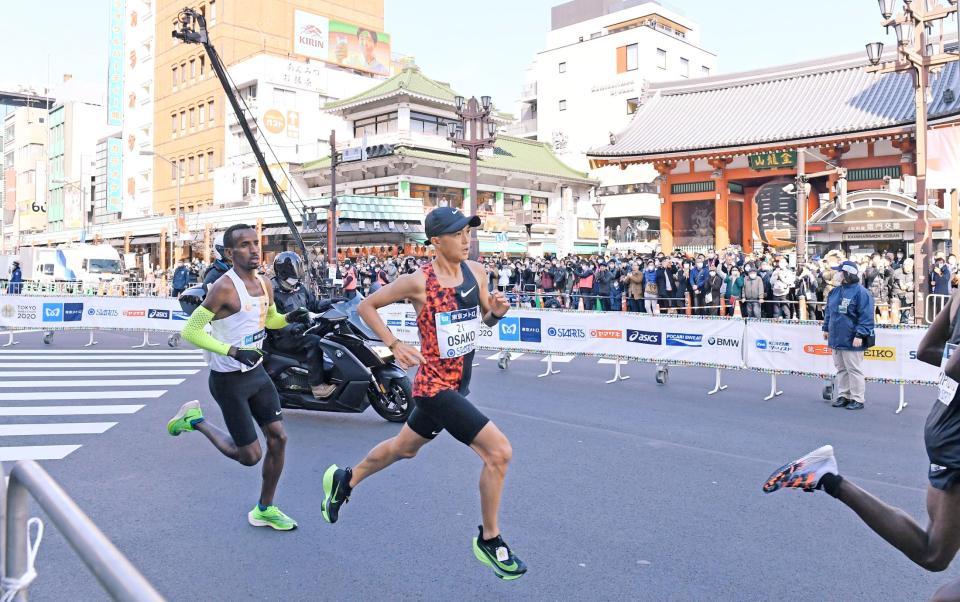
[320,207,527,580]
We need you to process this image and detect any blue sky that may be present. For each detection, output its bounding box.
[1,1,898,112]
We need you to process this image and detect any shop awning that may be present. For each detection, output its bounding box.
[479,241,527,254]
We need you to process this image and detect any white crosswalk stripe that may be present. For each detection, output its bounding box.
[0,347,204,464]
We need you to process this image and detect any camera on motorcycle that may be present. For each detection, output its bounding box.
[178,285,206,315]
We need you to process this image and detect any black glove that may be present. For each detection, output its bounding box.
[289,323,307,336]
[230,347,263,368]
[285,307,311,325]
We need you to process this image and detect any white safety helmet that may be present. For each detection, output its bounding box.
[214,232,225,261]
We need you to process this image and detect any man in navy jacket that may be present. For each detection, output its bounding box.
[823,261,875,410]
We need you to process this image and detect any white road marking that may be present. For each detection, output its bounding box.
[0,355,198,360]
[0,405,145,416]
[486,352,525,360]
[0,349,203,354]
[0,390,166,401]
[0,422,117,436]
[0,445,81,461]
[0,379,184,388]
[0,370,201,377]
[598,359,628,364]
[0,362,206,368]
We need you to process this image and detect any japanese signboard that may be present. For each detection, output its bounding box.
[749,150,796,170]
[106,138,123,214]
[107,0,125,126]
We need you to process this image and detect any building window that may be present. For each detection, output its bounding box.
[189,59,196,79]
[657,48,666,69]
[590,31,601,39]
[207,150,215,169]
[178,158,185,180]
[627,97,639,114]
[172,66,178,87]
[273,87,295,108]
[170,113,177,134]
[209,0,216,24]
[189,107,195,127]
[208,100,215,123]
[354,111,398,137]
[410,184,464,210]
[409,111,456,136]
[198,153,205,174]
[180,62,187,83]
[180,110,186,131]
[626,43,638,71]
[198,102,205,125]
[559,99,567,111]
[505,194,548,224]
[702,65,711,76]
[353,184,398,197]
[680,57,689,78]
[558,61,566,73]
[188,155,195,176]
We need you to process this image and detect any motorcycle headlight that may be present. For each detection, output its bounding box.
[371,345,394,361]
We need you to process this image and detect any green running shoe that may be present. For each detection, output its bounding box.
[472,526,527,580]
[167,400,203,436]
[247,505,298,531]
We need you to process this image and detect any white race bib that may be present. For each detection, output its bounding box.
[435,305,480,359]
[938,343,958,405]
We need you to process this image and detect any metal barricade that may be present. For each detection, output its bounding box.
[926,294,950,324]
[2,460,164,601]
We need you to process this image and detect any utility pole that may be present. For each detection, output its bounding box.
[865,0,959,322]
[327,129,337,277]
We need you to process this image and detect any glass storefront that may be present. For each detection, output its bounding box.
[410,184,464,210]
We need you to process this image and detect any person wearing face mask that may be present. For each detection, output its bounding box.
[703,265,724,316]
[770,258,796,320]
[643,260,660,314]
[623,262,645,313]
[933,253,952,296]
[893,257,915,323]
[758,262,775,318]
[690,255,709,315]
[822,261,874,410]
[891,250,905,271]
[656,257,679,314]
[573,261,595,310]
[741,264,764,318]
[726,267,744,317]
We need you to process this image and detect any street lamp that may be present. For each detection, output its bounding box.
[592,194,605,256]
[864,0,960,322]
[141,150,180,271]
[447,95,497,260]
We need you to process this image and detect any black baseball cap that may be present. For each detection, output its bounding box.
[424,206,481,241]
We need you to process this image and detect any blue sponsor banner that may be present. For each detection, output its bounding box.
[107,0,125,126]
[626,329,662,345]
[148,309,170,319]
[106,137,123,213]
[172,310,189,321]
[519,317,541,343]
[42,303,63,322]
[63,303,84,322]
[665,332,703,347]
[498,317,519,341]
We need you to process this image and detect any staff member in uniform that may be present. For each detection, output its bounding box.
[822,260,874,411]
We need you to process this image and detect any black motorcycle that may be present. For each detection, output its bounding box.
[261,295,413,423]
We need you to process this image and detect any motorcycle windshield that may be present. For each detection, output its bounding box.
[333,293,380,341]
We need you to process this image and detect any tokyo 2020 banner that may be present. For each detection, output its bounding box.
[0,296,185,332]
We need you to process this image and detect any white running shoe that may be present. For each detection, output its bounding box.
[763,445,838,493]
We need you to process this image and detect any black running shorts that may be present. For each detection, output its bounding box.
[208,365,282,447]
[407,389,490,446]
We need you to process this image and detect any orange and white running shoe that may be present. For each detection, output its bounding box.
[763,445,838,493]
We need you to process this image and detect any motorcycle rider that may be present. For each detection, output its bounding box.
[202,232,231,289]
[269,252,336,399]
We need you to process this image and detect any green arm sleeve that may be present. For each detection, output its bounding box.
[264,303,289,330]
[182,306,231,356]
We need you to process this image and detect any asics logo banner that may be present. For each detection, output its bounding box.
[626,330,661,345]
[148,309,171,319]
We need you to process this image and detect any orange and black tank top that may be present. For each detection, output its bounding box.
[413,262,481,398]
